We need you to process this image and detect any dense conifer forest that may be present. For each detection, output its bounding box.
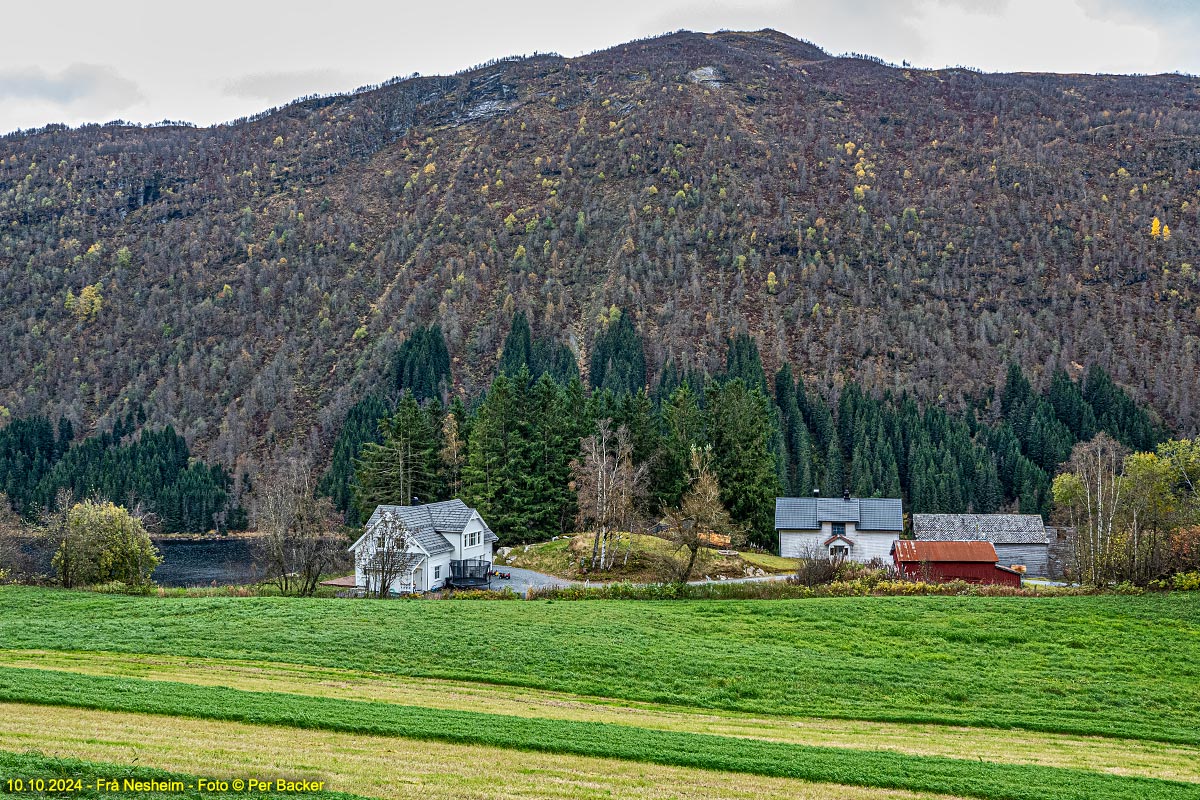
[1,29,1197,488]
[318,315,1163,547]
[0,408,243,532]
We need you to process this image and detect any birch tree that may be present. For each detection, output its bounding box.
[573,419,645,571]
[1052,433,1128,586]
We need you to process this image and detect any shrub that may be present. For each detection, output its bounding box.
[54,500,159,592]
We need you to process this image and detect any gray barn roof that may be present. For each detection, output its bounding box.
[363,499,497,555]
[775,497,903,532]
[911,514,1047,545]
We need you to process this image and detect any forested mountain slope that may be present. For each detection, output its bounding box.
[2,28,1198,475]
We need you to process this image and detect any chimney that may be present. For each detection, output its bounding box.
[812,488,820,498]
[842,488,851,501]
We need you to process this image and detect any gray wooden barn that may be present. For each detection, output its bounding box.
[911,514,1054,577]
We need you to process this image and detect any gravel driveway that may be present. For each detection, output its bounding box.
[487,566,580,595]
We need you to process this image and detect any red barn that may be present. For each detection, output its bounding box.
[891,540,1022,587]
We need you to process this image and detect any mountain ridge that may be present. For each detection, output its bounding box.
[1,28,1197,473]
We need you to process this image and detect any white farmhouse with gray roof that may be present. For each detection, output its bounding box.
[349,499,497,594]
[775,496,904,562]
[911,514,1051,576]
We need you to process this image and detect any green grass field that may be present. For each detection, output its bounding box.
[0,587,1196,799]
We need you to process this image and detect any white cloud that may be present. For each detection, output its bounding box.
[0,0,1195,134]
[0,63,142,126]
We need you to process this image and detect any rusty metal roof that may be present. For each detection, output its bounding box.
[891,540,999,563]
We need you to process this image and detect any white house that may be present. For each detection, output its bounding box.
[348,499,497,594]
[775,495,904,562]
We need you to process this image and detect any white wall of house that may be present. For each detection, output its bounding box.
[779,530,822,558]
[351,535,427,595]
[455,513,493,561]
[427,553,453,591]
[779,521,899,562]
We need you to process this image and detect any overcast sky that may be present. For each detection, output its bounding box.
[2,0,1197,134]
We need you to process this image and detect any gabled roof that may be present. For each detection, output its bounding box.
[353,499,496,554]
[911,514,1047,545]
[775,497,903,532]
[892,540,999,563]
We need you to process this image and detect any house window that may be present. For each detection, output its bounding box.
[434,565,441,580]
[465,530,481,548]
[832,523,846,537]
[376,535,386,549]
[830,544,849,559]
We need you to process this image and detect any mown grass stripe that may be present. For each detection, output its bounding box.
[1,666,1196,800]
[6,648,1197,783]
[0,750,363,800]
[3,589,1196,746]
[1,705,966,800]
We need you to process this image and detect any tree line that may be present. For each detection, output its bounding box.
[0,407,245,533]
[324,316,1167,550]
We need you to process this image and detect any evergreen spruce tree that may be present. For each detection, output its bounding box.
[522,373,580,536]
[389,325,451,402]
[589,310,646,395]
[499,311,535,377]
[353,391,442,519]
[461,370,544,543]
[1048,369,1097,441]
[774,365,813,496]
[722,333,767,392]
[319,392,390,521]
[1082,365,1166,451]
[704,379,780,547]
[821,438,844,498]
[655,384,705,509]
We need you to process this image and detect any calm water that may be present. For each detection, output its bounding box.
[153,537,263,587]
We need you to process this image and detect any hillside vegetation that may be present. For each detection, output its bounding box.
[2,28,1198,477]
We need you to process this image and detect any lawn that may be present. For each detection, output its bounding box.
[1,587,1197,800]
[494,531,789,580]
[0,588,1195,743]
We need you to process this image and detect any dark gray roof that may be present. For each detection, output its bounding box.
[775,497,903,532]
[912,514,1048,545]
[364,499,491,555]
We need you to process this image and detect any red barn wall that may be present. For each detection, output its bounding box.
[894,560,1021,587]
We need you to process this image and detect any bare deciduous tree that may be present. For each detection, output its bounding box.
[357,509,423,598]
[572,420,647,572]
[653,446,744,583]
[792,540,845,586]
[253,456,346,596]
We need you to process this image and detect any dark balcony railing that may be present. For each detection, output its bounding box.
[447,558,491,588]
